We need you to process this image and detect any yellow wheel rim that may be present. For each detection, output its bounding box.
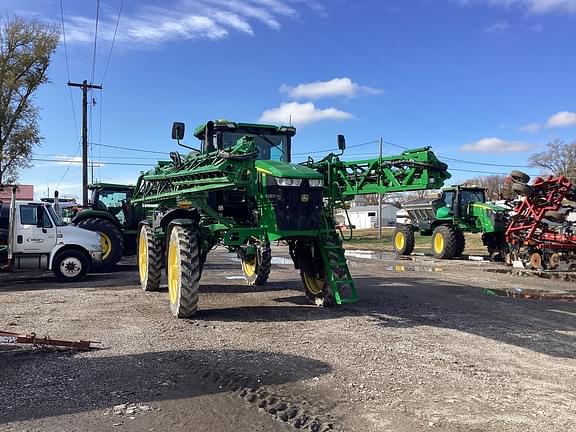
[168,238,180,304]
[394,232,405,250]
[138,229,148,283]
[242,256,257,277]
[100,232,112,260]
[303,272,324,295]
[433,233,444,254]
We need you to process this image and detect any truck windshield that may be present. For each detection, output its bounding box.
[47,205,66,226]
[461,190,486,205]
[220,132,287,161]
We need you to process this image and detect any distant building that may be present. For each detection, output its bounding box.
[0,184,34,201]
[335,204,399,229]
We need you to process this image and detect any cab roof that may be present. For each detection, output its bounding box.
[194,120,296,140]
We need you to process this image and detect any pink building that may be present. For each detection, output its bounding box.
[0,184,35,201]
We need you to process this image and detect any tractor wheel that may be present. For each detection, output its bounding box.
[454,229,466,257]
[167,225,200,318]
[512,183,534,197]
[138,224,162,291]
[241,243,272,286]
[431,225,458,259]
[296,240,336,307]
[53,249,89,283]
[510,170,530,184]
[77,218,124,271]
[393,226,415,255]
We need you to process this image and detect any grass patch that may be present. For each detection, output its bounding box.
[341,228,487,255]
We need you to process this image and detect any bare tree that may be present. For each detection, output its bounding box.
[528,139,576,183]
[463,175,512,200]
[0,15,59,184]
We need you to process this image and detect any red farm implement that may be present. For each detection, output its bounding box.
[506,173,576,270]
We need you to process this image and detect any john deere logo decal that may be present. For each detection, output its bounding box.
[301,194,310,203]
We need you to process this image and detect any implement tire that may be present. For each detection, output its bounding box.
[454,229,466,257]
[77,218,124,271]
[393,226,415,255]
[138,224,162,291]
[241,243,272,286]
[431,225,458,259]
[510,170,530,184]
[167,225,200,318]
[512,183,533,197]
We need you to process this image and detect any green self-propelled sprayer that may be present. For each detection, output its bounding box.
[131,120,451,318]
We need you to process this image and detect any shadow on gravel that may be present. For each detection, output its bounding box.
[198,275,576,359]
[0,272,139,292]
[0,348,331,424]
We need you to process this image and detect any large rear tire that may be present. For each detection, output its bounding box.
[167,225,200,318]
[138,224,162,291]
[431,225,458,259]
[77,218,124,271]
[454,229,466,257]
[241,242,272,286]
[393,226,415,255]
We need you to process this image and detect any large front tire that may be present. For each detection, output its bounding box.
[138,224,162,291]
[454,229,466,257]
[393,226,415,255]
[241,242,272,286]
[167,225,200,318]
[77,218,124,271]
[431,225,458,259]
[53,250,89,283]
[294,240,335,307]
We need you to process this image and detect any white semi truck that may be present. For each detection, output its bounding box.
[0,187,102,282]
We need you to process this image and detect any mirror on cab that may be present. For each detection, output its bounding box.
[172,122,185,140]
[337,134,346,152]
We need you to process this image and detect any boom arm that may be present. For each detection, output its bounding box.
[303,147,450,205]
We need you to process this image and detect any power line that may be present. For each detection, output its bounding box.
[293,139,379,156]
[101,0,123,85]
[91,142,170,155]
[33,158,155,167]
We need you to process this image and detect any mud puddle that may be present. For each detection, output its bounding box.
[487,268,576,282]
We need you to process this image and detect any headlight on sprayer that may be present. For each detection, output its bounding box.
[274,178,302,187]
[308,179,324,188]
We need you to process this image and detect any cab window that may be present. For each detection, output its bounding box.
[20,205,53,228]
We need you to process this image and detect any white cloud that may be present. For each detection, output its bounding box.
[62,0,310,46]
[547,111,576,127]
[279,77,382,100]
[520,122,542,133]
[258,102,353,126]
[484,21,509,35]
[455,0,576,15]
[460,137,534,153]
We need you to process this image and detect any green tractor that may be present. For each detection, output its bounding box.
[71,183,142,270]
[130,119,450,318]
[393,185,509,259]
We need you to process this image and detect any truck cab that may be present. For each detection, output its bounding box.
[2,194,102,282]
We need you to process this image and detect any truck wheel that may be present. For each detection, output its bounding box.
[431,225,458,259]
[53,250,89,282]
[138,224,162,291]
[241,243,272,286]
[454,229,466,257]
[510,170,530,184]
[167,225,200,318]
[393,226,415,255]
[77,218,124,271]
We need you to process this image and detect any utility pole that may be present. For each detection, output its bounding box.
[67,80,102,206]
[378,137,383,240]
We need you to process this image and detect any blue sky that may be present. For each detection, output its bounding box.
[5,0,576,200]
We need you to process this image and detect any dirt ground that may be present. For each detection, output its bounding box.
[1,246,576,432]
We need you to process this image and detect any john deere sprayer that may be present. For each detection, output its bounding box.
[393,185,509,259]
[132,119,450,318]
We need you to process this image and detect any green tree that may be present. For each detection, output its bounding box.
[0,15,59,184]
[528,139,576,183]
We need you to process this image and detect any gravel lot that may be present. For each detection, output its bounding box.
[1,246,576,432]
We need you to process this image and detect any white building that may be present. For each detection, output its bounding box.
[335,205,399,229]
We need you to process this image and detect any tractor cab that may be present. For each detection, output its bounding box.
[440,185,486,220]
[87,183,135,227]
[193,120,296,162]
